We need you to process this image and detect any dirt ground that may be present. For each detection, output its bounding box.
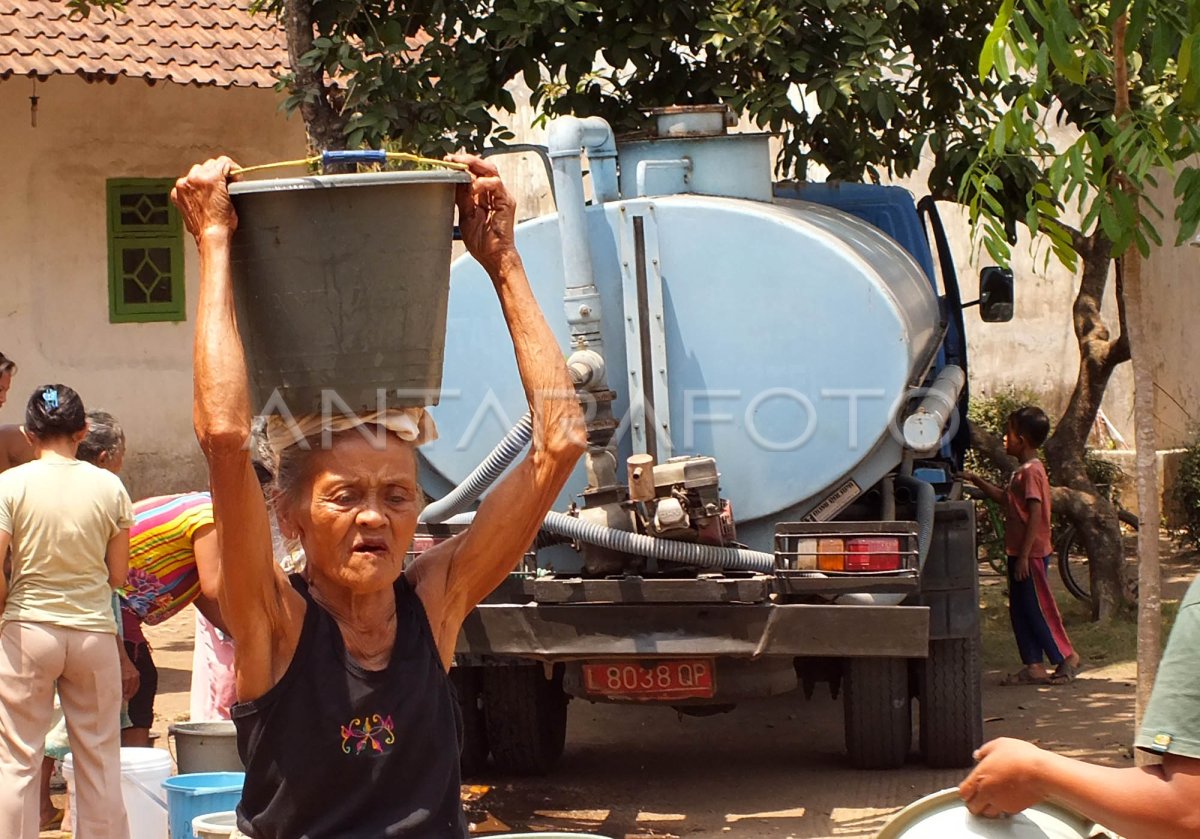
[41,550,1197,839]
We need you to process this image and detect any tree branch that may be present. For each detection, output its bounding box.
[1109,255,1132,365]
[969,424,1017,475]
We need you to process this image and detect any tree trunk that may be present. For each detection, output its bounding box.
[1123,248,1162,741]
[1110,12,1162,761]
[1042,232,1131,621]
[282,0,348,154]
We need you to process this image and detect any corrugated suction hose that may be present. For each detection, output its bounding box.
[419,413,534,524]
[423,415,776,571]
[540,510,776,573]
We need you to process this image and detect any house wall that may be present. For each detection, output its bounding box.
[0,75,307,498]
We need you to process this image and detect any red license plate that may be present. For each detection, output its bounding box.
[582,659,715,700]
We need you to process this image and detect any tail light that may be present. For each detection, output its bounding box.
[793,537,902,572]
[843,537,901,571]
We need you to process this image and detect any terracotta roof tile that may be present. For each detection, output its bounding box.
[0,0,288,88]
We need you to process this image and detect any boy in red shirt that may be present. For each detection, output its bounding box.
[966,406,1081,685]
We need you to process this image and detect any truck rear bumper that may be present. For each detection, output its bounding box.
[457,603,930,661]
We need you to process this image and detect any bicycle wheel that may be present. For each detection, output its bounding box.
[975,501,1007,575]
[1056,526,1091,603]
[1057,505,1140,606]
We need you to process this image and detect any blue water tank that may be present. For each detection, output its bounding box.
[418,181,940,550]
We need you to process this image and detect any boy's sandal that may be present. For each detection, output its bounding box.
[1001,668,1051,686]
[1049,660,1082,684]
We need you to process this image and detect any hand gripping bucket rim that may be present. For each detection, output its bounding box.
[163,771,246,839]
[876,787,1113,838]
[63,747,172,837]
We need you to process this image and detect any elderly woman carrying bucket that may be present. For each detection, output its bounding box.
[171,154,585,838]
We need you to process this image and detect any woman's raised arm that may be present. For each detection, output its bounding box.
[408,156,586,667]
[173,158,303,699]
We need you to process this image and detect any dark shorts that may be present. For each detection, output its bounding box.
[123,640,158,730]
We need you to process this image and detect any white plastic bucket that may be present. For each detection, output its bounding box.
[63,746,172,837]
[193,809,239,838]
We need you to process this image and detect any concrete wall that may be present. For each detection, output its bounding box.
[0,75,307,499]
[1142,176,1200,449]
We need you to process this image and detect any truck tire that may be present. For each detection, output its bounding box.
[843,657,911,770]
[919,636,983,768]
[482,665,568,775]
[450,666,489,777]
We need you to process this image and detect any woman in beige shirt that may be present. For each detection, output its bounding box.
[0,384,133,839]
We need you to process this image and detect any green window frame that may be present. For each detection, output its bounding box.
[106,178,185,323]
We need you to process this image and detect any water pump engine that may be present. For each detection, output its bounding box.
[628,454,734,546]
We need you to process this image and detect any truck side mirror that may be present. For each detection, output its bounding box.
[976,266,1014,322]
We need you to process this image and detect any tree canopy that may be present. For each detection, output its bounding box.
[961,0,1200,269]
[255,0,1001,184]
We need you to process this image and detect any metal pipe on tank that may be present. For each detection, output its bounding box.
[902,364,966,453]
[634,158,692,197]
[547,116,618,361]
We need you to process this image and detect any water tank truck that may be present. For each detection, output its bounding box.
[415,106,1015,774]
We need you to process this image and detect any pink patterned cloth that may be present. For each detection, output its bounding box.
[189,611,237,721]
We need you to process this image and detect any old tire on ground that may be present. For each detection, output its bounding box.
[919,636,982,768]
[450,666,490,777]
[481,665,568,775]
[843,657,911,769]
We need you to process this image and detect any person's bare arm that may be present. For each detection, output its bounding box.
[409,156,586,668]
[118,637,140,700]
[961,737,1200,837]
[173,157,303,701]
[105,529,130,589]
[0,426,32,471]
[963,471,1006,505]
[190,525,230,634]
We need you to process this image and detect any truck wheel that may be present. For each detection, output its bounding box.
[482,665,568,775]
[450,666,490,777]
[843,657,911,769]
[919,637,983,768]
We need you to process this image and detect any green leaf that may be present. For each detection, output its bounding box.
[877,94,895,122]
[979,0,1015,81]
[1181,33,1196,84]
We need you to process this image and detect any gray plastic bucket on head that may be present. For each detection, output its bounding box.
[228,170,471,416]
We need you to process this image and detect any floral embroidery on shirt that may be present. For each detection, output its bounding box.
[340,714,396,755]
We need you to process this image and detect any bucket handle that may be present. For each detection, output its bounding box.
[231,151,470,177]
[125,774,169,811]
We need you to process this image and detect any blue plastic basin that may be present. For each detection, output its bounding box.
[162,772,245,839]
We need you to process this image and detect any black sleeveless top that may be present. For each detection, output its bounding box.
[232,575,467,839]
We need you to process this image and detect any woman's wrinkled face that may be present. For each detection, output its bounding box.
[282,431,421,594]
